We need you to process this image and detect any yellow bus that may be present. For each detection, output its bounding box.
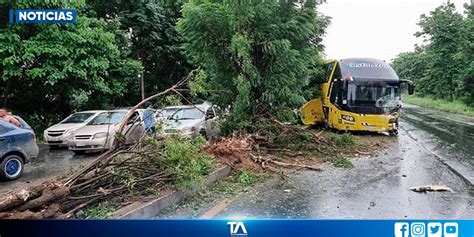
[300,58,414,136]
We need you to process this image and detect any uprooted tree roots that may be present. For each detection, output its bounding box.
[206,119,327,172]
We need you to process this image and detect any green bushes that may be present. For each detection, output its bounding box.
[159,136,214,189]
[326,133,356,148]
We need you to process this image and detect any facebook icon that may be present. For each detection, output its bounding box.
[395,222,409,237]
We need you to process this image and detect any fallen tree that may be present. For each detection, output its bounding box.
[0,72,330,219]
[0,135,214,219]
[205,119,328,172]
[0,73,208,219]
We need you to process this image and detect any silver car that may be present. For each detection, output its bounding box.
[43,110,105,148]
[159,103,220,140]
[66,109,146,154]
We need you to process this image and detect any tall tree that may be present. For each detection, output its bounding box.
[456,3,474,104]
[87,0,191,98]
[177,0,329,132]
[392,46,428,94]
[0,0,141,129]
[415,2,464,100]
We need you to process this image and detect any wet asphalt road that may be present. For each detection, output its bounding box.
[2,105,473,219]
[0,146,98,194]
[208,105,474,219]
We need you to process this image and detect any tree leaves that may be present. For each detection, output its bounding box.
[177,1,329,132]
[393,2,473,105]
[0,7,141,129]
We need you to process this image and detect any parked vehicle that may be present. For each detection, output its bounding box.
[43,110,106,148]
[0,120,39,180]
[66,109,145,154]
[159,103,220,140]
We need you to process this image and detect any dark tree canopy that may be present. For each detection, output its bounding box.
[177,0,329,132]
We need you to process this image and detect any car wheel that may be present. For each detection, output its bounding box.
[0,155,24,181]
[73,150,86,155]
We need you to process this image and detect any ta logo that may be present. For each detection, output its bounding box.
[227,221,248,237]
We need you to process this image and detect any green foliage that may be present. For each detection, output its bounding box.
[325,132,356,148]
[402,94,474,117]
[157,136,214,190]
[0,0,142,131]
[393,2,473,106]
[158,171,269,218]
[118,1,192,96]
[1,0,191,132]
[457,3,474,105]
[234,169,261,186]
[177,0,329,132]
[103,136,213,195]
[324,155,354,169]
[83,201,115,219]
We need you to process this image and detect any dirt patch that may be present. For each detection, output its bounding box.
[205,135,261,171]
[206,125,394,173]
[205,131,325,172]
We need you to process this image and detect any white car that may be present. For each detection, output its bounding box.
[159,103,220,140]
[66,109,146,154]
[43,110,106,148]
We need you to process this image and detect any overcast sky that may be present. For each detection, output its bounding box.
[318,0,470,62]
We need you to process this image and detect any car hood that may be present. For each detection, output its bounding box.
[46,123,86,131]
[164,119,202,129]
[74,125,117,136]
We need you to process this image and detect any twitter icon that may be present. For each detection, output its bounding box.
[428,223,442,237]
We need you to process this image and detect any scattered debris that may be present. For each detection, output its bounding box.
[206,133,323,172]
[410,185,452,193]
[0,75,212,219]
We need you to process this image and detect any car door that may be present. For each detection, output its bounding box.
[204,107,219,139]
[0,124,10,153]
[124,111,144,143]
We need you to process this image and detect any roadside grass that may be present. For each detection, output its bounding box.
[323,155,354,169]
[82,201,115,219]
[402,95,474,117]
[157,170,268,218]
[325,132,356,148]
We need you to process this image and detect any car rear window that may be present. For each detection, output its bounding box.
[14,116,32,129]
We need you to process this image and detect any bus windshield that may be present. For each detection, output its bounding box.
[344,80,400,113]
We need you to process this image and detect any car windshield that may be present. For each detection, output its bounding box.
[61,113,95,124]
[158,108,179,119]
[170,108,204,120]
[88,112,126,125]
[345,80,400,109]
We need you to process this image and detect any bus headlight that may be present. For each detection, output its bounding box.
[341,115,355,122]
